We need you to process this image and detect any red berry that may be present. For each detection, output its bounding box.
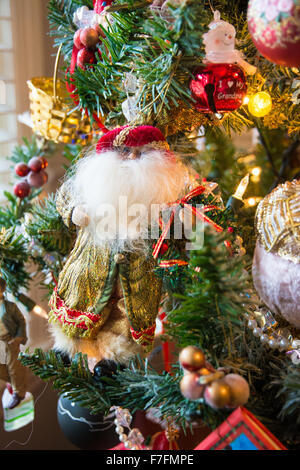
[227,226,234,234]
[28,157,42,173]
[74,29,84,49]
[77,48,97,69]
[15,162,30,177]
[80,27,100,48]
[14,181,30,199]
[28,170,47,188]
[39,157,48,169]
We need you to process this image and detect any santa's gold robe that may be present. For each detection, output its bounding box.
[48,183,162,353]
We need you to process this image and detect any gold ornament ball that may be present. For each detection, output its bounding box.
[204,379,232,409]
[223,374,250,408]
[180,373,204,401]
[248,92,272,117]
[179,346,206,372]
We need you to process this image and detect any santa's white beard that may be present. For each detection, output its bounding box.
[66,147,192,252]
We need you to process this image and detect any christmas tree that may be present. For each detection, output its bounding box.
[1,0,299,450]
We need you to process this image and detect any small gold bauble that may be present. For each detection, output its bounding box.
[180,373,204,401]
[179,346,206,372]
[204,379,232,409]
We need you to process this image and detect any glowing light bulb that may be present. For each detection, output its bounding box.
[248,92,272,117]
[243,96,250,105]
[233,174,249,200]
[251,166,261,177]
[33,305,48,319]
[248,197,256,206]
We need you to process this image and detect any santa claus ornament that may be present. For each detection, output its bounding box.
[190,11,256,114]
[247,0,300,68]
[252,179,300,329]
[49,125,193,375]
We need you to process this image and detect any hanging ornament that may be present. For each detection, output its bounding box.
[28,156,43,173]
[14,162,30,178]
[179,345,206,372]
[248,91,272,117]
[77,47,97,69]
[190,11,255,114]
[57,394,119,450]
[14,181,31,199]
[247,0,300,68]
[178,346,250,409]
[204,379,232,409]
[252,179,300,329]
[27,170,48,188]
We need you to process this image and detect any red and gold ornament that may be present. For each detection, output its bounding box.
[247,0,300,67]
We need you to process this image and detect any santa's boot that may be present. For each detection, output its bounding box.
[93,359,125,380]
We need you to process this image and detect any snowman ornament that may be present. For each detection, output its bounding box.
[190,11,256,114]
[203,11,257,75]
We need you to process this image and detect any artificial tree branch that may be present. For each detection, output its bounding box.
[270,139,299,190]
[255,124,279,179]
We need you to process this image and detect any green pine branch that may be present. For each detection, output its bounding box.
[165,228,249,362]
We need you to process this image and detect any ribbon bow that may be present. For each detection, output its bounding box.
[152,185,224,260]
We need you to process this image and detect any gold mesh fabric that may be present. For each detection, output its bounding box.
[255,179,300,263]
[27,78,92,144]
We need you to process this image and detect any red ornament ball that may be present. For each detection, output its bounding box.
[80,27,100,48]
[247,0,300,67]
[28,170,48,188]
[77,48,97,69]
[15,162,30,177]
[14,181,31,199]
[74,29,84,50]
[190,63,247,113]
[28,157,43,173]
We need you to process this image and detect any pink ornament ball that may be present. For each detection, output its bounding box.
[247,0,300,67]
[252,241,300,329]
[223,374,250,408]
[28,157,43,173]
[28,170,48,188]
[180,373,204,400]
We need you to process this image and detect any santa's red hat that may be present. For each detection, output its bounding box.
[96,125,170,154]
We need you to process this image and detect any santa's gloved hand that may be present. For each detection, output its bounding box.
[72,205,90,227]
